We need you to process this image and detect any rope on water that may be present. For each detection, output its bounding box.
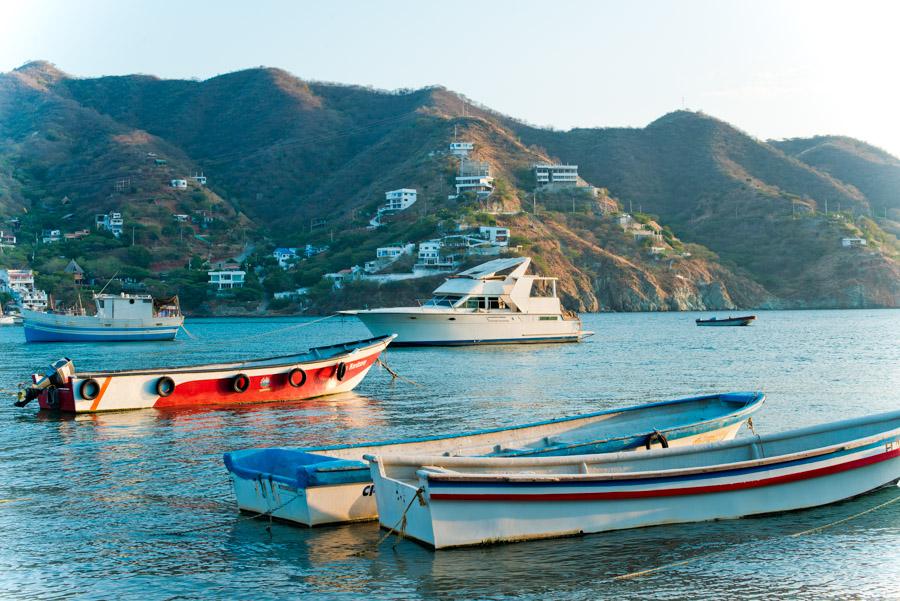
[611,489,900,581]
[377,358,421,387]
[353,486,426,557]
[166,490,300,537]
[141,313,342,358]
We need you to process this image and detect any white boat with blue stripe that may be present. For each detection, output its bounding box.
[223,391,764,526]
[367,409,900,548]
[23,293,183,342]
[340,257,592,346]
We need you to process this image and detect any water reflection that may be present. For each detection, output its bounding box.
[1,310,899,599]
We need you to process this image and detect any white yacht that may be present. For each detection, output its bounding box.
[341,257,592,346]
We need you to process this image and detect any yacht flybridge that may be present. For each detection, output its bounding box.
[341,257,592,346]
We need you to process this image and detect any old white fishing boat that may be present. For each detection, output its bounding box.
[223,392,764,526]
[367,409,900,549]
[340,257,591,345]
[15,335,394,412]
[22,293,184,342]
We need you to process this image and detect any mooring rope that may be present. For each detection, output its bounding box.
[351,486,426,557]
[166,487,301,537]
[611,489,900,581]
[139,313,343,359]
[377,358,421,387]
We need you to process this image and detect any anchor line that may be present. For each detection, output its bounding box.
[377,358,421,387]
[166,487,301,537]
[139,313,342,358]
[610,490,900,582]
[370,487,426,551]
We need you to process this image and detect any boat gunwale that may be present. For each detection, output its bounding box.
[370,412,900,484]
[73,334,395,378]
[253,392,765,459]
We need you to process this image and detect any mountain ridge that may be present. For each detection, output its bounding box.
[1,62,897,312]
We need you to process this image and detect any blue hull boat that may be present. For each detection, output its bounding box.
[224,391,765,526]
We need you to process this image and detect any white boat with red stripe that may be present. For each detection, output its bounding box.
[367,409,900,548]
[15,334,395,413]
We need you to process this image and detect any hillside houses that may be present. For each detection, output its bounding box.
[0,230,16,247]
[41,229,62,244]
[95,211,124,237]
[364,243,415,273]
[0,268,48,311]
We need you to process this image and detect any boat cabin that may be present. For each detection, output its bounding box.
[422,257,563,315]
[94,293,180,320]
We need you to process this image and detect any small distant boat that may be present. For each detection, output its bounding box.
[22,293,184,342]
[223,392,764,526]
[367,409,900,549]
[14,335,394,412]
[695,315,756,327]
[340,257,592,345]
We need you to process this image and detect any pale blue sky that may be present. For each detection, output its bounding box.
[3,0,900,156]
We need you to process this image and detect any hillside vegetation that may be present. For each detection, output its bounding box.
[1,61,897,312]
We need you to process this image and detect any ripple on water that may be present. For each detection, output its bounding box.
[0,310,899,600]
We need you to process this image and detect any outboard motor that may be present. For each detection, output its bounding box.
[14,358,75,408]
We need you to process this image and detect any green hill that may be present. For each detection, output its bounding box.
[1,61,897,312]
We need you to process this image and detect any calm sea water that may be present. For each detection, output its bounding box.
[1,310,898,600]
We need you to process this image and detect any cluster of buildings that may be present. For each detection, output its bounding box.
[326,224,512,288]
[0,269,49,311]
[616,213,668,256]
[415,225,510,269]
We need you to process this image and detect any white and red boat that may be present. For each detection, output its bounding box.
[15,334,395,413]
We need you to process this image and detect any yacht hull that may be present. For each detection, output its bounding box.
[352,311,587,345]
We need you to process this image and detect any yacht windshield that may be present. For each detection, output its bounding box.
[424,295,462,308]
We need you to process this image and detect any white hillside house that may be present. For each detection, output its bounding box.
[384,189,417,211]
[478,226,509,246]
[170,179,188,189]
[208,270,246,291]
[449,142,474,157]
[842,237,867,248]
[454,159,494,198]
[534,163,578,186]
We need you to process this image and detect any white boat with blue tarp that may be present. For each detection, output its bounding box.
[368,409,900,548]
[22,293,183,342]
[223,391,764,526]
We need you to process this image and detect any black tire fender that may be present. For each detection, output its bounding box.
[80,378,101,401]
[645,430,669,450]
[156,376,175,397]
[232,373,250,393]
[287,368,306,388]
[335,362,347,381]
